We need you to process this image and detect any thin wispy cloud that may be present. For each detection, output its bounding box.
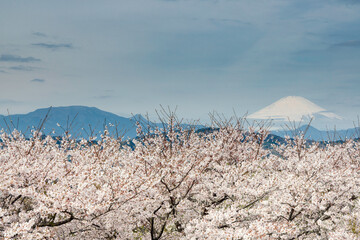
[31,78,45,83]
[9,65,37,71]
[332,40,360,48]
[32,32,47,37]
[0,54,40,63]
[32,43,73,50]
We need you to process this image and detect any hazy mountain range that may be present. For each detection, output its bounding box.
[0,106,139,139]
[0,103,358,141]
[274,125,360,141]
[0,106,202,139]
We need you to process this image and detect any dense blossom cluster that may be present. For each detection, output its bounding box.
[0,118,360,239]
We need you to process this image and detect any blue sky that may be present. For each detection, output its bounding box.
[0,0,360,122]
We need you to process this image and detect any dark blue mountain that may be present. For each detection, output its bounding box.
[273,125,360,141]
[0,106,139,139]
[0,106,205,139]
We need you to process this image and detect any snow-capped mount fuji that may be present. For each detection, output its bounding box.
[248,96,345,130]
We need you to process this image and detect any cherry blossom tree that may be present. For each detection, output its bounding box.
[1,114,360,239]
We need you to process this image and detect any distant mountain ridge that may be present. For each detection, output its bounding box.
[0,105,358,141]
[0,106,204,139]
[273,125,360,141]
[0,106,139,139]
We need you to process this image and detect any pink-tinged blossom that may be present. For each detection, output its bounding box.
[0,118,360,239]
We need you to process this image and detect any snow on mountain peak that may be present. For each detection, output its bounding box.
[248,96,343,121]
